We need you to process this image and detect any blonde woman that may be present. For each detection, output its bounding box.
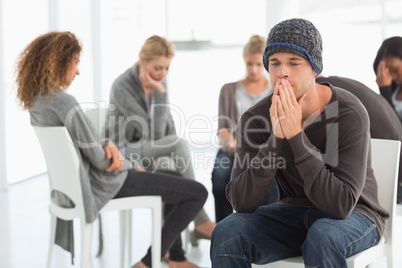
[16,31,206,268]
[212,35,276,222]
[107,35,216,246]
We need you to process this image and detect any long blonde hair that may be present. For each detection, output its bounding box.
[139,35,175,62]
[16,31,82,109]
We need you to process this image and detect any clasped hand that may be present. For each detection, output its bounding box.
[269,79,305,139]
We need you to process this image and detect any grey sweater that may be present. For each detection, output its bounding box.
[107,63,176,159]
[30,90,132,260]
[226,84,388,236]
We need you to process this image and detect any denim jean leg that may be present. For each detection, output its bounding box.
[211,152,234,222]
[210,204,308,268]
[302,210,380,268]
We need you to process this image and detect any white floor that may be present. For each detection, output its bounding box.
[0,145,218,268]
[1,170,402,268]
[0,171,214,268]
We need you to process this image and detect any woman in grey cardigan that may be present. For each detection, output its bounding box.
[16,31,205,268]
[106,35,216,243]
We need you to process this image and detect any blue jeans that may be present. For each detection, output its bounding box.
[211,152,280,222]
[211,152,235,222]
[210,204,380,268]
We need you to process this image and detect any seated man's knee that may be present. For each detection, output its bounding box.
[212,213,249,245]
[303,220,341,254]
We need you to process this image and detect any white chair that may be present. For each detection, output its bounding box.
[86,107,136,264]
[33,126,162,268]
[253,138,401,268]
[86,107,139,264]
[85,107,106,139]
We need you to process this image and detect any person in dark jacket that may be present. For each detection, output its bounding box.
[210,18,388,268]
[373,36,402,123]
[316,75,402,203]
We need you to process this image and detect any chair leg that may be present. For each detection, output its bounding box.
[120,210,127,268]
[127,210,133,266]
[80,221,93,268]
[152,203,162,268]
[46,214,57,268]
[182,227,191,252]
[366,256,388,268]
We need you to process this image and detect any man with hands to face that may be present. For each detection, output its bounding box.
[210,18,388,268]
[270,78,305,139]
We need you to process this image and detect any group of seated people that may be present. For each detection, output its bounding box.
[15,17,402,268]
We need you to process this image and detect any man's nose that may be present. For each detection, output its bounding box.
[277,65,289,79]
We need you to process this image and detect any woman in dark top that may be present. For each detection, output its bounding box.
[373,36,402,123]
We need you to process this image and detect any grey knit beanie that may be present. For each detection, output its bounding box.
[263,18,323,75]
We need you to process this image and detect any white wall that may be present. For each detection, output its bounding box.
[1,0,401,185]
[0,0,7,191]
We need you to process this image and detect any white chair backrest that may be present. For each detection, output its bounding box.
[33,126,85,219]
[370,138,401,252]
[86,108,106,139]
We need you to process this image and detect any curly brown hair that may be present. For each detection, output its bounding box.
[16,31,82,109]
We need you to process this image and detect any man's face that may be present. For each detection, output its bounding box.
[268,52,316,99]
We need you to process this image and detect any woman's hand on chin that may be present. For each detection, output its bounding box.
[139,65,165,93]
